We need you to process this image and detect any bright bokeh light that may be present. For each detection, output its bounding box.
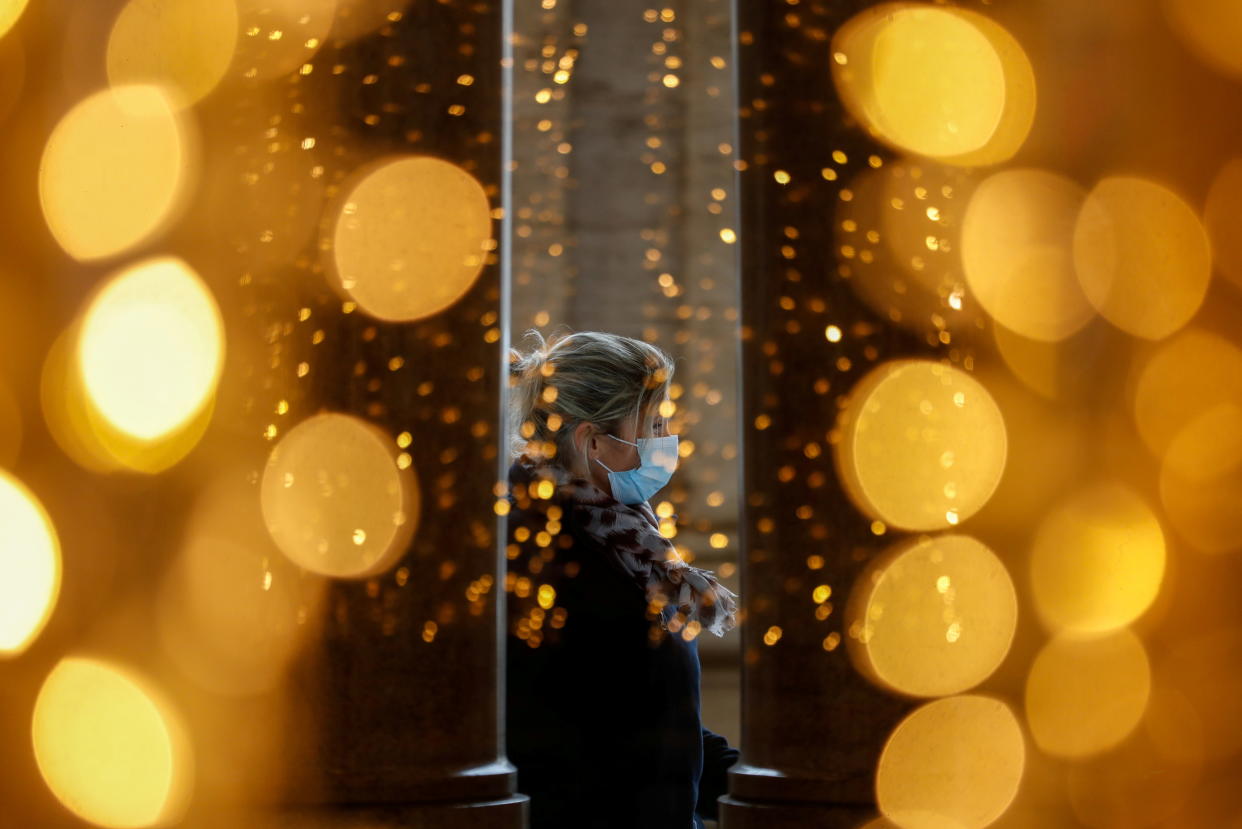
[78,257,225,441]
[261,412,419,578]
[107,0,238,107]
[847,534,1017,698]
[234,0,336,80]
[831,4,1006,160]
[1162,0,1242,80]
[1025,630,1150,759]
[1073,177,1210,340]
[1030,482,1165,635]
[934,7,1035,167]
[0,471,60,657]
[1132,327,1242,459]
[835,360,1007,531]
[41,326,125,474]
[332,155,492,321]
[0,0,29,39]
[32,657,193,828]
[962,170,1094,342]
[1204,158,1242,294]
[877,695,1024,829]
[1159,404,1242,555]
[40,85,193,261]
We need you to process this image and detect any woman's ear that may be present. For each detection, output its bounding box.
[573,421,595,458]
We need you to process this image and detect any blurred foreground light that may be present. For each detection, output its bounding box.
[0,471,60,657]
[40,85,195,261]
[831,4,1003,158]
[877,695,1024,828]
[931,7,1036,167]
[1073,177,1210,340]
[107,0,238,108]
[331,155,492,321]
[261,412,419,578]
[234,0,336,80]
[1030,482,1165,635]
[846,534,1017,698]
[1159,404,1242,555]
[32,657,194,828]
[962,169,1094,342]
[1204,158,1242,294]
[0,0,29,39]
[79,257,225,441]
[1132,327,1242,459]
[42,306,218,476]
[1162,0,1242,80]
[832,4,1031,164]
[1025,630,1150,759]
[835,360,1007,531]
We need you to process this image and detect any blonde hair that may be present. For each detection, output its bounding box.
[508,329,675,467]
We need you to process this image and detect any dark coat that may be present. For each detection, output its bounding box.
[504,460,739,828]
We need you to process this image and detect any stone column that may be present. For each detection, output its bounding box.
[719,0,919,825]
[207,1,528,825]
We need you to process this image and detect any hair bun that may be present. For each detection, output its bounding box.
[508,330,550,380]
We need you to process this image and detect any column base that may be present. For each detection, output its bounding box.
[717,797,878,829]
[191,798,529,829]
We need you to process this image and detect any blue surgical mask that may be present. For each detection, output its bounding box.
[594,433,679,505]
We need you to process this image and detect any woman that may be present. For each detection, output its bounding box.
[504,329,741,828]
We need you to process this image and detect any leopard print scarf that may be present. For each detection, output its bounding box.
[522,456,739,638]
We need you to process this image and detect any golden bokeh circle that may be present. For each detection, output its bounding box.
[877,695,1025,828]
[260,412,419,578]
[1132,327,1242,459]
[847,534,1017,698]
[331,155,493,321]
[1030,482,1165,635]
[933,7,1036,167]
[1161,0,1242,80]
[0,470,60,657]
[835,360,1007,531]
[831,4,1006,160]
[39,85,194,262]
[1073,177,1210,341]
[0,0,29,39]
[1025,629,1151,759]
[962,169,1094,342]
[32,656,194,828]
[78,257,225,442]
[107,0,238,108]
